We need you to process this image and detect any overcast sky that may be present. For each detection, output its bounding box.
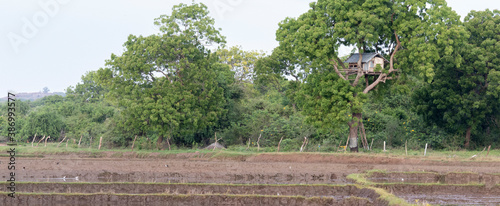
[0,0,498,97]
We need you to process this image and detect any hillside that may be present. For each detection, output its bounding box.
[0,92,66,102]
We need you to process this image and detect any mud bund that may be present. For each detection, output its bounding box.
[0,183,389,206]
[364,171,500,205]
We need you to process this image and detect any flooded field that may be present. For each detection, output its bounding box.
[1,152,500,205]
[367,171,500,185]
[364,171,500,205]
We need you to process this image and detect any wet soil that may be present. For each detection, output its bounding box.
[379,185,500,205]
[2,153,499,185]
[368,171,500,185]
[1,152,500,205]
[0,193,382,206]
[0,183,375,198]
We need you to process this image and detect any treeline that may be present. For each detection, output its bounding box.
[1,2,499,151]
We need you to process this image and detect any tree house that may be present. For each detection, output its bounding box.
[342,53,388,76]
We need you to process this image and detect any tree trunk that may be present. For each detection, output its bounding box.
[465,127,471,149]
[360,120,368,150]
[131,135,138,150]
[348,113,362,152]
[157,135,164,150]
[166,136,171,150]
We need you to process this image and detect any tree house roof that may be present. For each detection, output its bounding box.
[344,53,388,63]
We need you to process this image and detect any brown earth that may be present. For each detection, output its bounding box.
[1,152,500,205]
[368,171,500,185]
[0,193,380,206]
[378,184,500,205]
[2,152,499,184]
[0,183,373,197]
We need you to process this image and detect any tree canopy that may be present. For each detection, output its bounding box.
[271,0,464,151]
[414,9,500,148]
[2,2,498,151]
[100,2,230,147]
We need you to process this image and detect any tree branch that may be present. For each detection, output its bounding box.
[364,73,387,94]
[389,30,401,73]
[336,56,347,70]
[157,69,171,82]
[363,31,401,94]
[352,52,363,87]
[331,59,347,81]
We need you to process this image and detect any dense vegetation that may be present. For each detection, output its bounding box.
[1,1,499,151]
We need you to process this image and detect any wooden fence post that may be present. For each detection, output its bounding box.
[277,136,284,152]
[370,139,374,151]
[256,132,262,152]
[31,133,37,147]
[78,135,83,148]
[131,135,138,150]
[405,140,408,156]
[89,136,93,149]
[246,137,251,151]
[57,136,67,147]
[424,143,428,156]
[300,137,308,152]
[36,135,45,147]
[213,132,222,151]
[98,136,103,150]
[44,136,50,147]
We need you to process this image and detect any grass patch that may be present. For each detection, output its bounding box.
[1,144,499,163]
[0,191,332,200]
[0,181,355,188]
[445,171,477,174]
[347,173,370,185]
[370,186,415,206]
[210,151,253,159]
[373,182,485,187]
[349,170,487,187]
[0,154,43,158]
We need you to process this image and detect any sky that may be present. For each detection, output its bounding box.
[0,0,498,97]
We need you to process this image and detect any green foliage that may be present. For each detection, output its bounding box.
[270,0,465,151]
[279,138,301,152]
[21,108,64,141]
[103,2,228,146]
[413,9,500,148]
[217,46,265,83]
[363,82,453,149]
[299,71,366,131]
[3,3,499,152]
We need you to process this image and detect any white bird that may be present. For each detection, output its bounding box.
[401,178,404,182]
[75,176,79,181]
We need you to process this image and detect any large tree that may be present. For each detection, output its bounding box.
[274,0,462,151]
[100,2,229,148]
[217,46,264,84]
[414,9,500,148]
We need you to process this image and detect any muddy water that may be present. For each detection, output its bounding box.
[0,183,368,198]
[367,177,439,184]
[0,194,381,206]
[0,183,390,206]
[10,171,345,184]
[367,172,500,185]
[401,194,500,206]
